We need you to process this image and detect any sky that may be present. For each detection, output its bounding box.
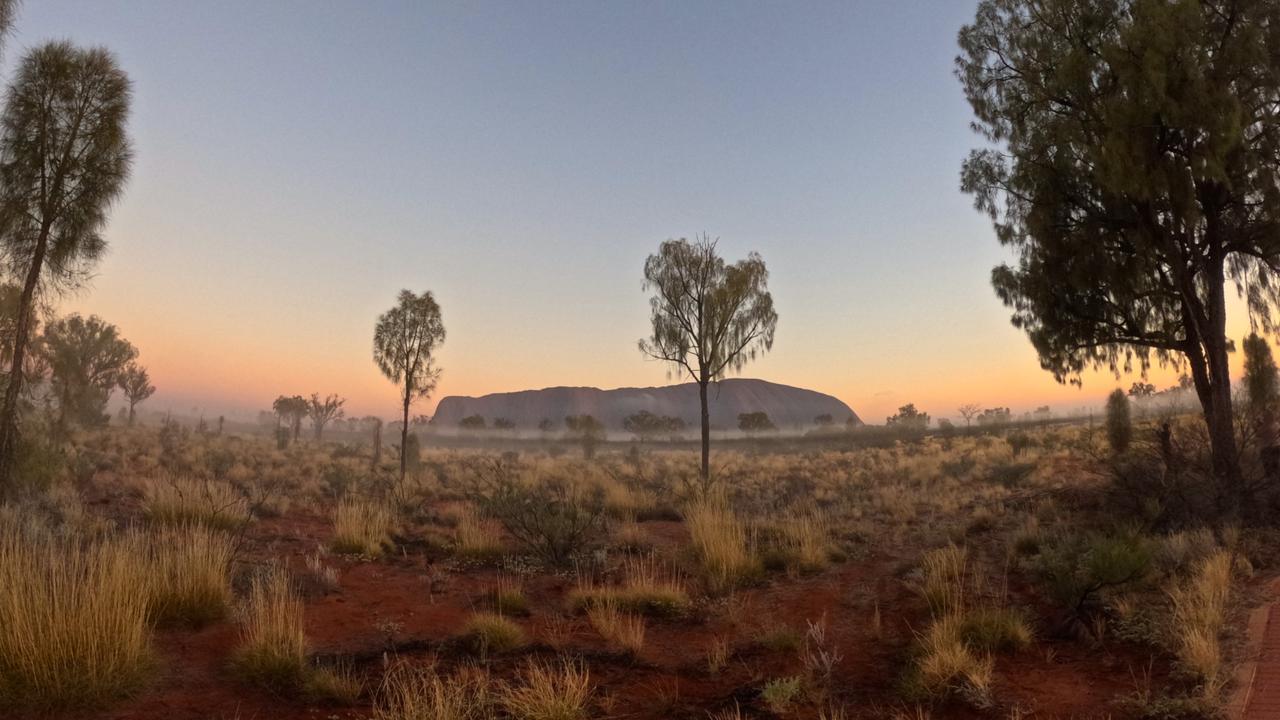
[8,1,1255,423]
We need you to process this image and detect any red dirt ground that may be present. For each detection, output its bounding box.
[38,508,1176,720]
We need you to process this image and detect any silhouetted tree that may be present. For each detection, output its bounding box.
[0,41,133,489]
[737,411,776,435]
[1105,389,1132,455]
[493,417,516,431]
[307,392,345,441]
[886,403,929,430]
[374,289,445,483]
[959,0,1280,511]
[957,403,980,428]
[459,415,486,431]
[272,394,307,445]
[118,362,154,427]
[537,417,556,434]
[623,410,670,443]
[564,414,604,458]
[813,413,834,427]
[1128,383,1156,399]
[42,314,136,432]
[639,235,777,487]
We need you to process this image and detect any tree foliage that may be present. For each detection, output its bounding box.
[307,392,345,440]
[958,0,1280,505]
[374,289,445,482]
[737,411,776,434]
[0,40,133,485]
[639,235,777,483]
[117,362,154,426]
[42,314,136,431]
[623,410,685,442]
[1105,388,1132,454]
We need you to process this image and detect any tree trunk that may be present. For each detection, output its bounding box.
[0,223,51,491]
[698,377,710,492]
[1184,260,1244,517]
[399,385,411,484]
[372,419,382,470]
[128,402,136,427]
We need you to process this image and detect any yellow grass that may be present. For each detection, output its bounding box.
[0,522,153,708]
[501,658,592,720]
[143,476,250,530]
[684,497,760,593]
[232,566,308,689]
[374,661,492,720]
[462,612,527,654]
[146,523,235,626]
[570,554,690,617]
[1169,550,1233,698]
[455,506,505,559]
[920,545,967,617]
[331,497,395,556]
[587,600,646,655]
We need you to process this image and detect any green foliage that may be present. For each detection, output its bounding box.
[1035,531,1152,619]
[1105,389,1132,454]
[373,290,445,482]
[759,676,802,713]
[1244,332,1280,424]
[471,462,605,565]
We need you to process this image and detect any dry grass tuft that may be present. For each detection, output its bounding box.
[462,612,527,654]
[684,497,760,593]
[331,497,395,556]
[455,507,505,559]
[587,600,646,655]
[0,523,152,708]
[374,661,492,720]
[920,544,967,617]
[1169,549,1233,698]
[143,476,250,530]
[146,523,234,626]
[570,554,689,617]
[501,658,592,720]
[231,566,308,689]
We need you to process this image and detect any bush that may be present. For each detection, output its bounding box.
[1035,531,1152,631]
[1105,389,1132,454]
[471,464,605,566]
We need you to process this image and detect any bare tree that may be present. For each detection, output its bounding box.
[374,290,445,484]
[639,235,777,488]
[0,41,133,489]
[307,392,345,441]
[117,362,154,426]
[957,403,980,428]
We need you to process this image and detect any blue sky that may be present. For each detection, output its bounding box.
[11,1,1161,422]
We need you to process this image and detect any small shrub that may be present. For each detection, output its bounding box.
[760,676,802,713]
[756,625,803,652]
[306,663,364,705]
[956,607,1033,652]
[474,471,606,566]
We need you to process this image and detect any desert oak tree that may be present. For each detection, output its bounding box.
[118,362,154,427]
[0,41,132,488]
[374,289,445,483]
[640,235,777,487]
[958,0,1280,512]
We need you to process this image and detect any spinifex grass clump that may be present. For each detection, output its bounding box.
[146,523,234,626]
[232,567,308,689]
[684,496,760,594]
[331,497,395,556]
[143,475,250,530]
[502,658,593,720]
[0,523,153,708]
[569,555,690,618]
[586,600,646,655]
[462,612,527,655]
[1169,550,1233,699]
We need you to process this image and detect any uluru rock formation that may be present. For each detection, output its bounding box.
[431,378,859,432]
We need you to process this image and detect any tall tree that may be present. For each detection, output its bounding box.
[374,289,445,483]
[307,392,345,441]
[42,314,136,432]
[0,41,133,486]
[958,0,1280,512]
[957,403,981,428]
[117,362,154,427]
[639,235,777,488]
